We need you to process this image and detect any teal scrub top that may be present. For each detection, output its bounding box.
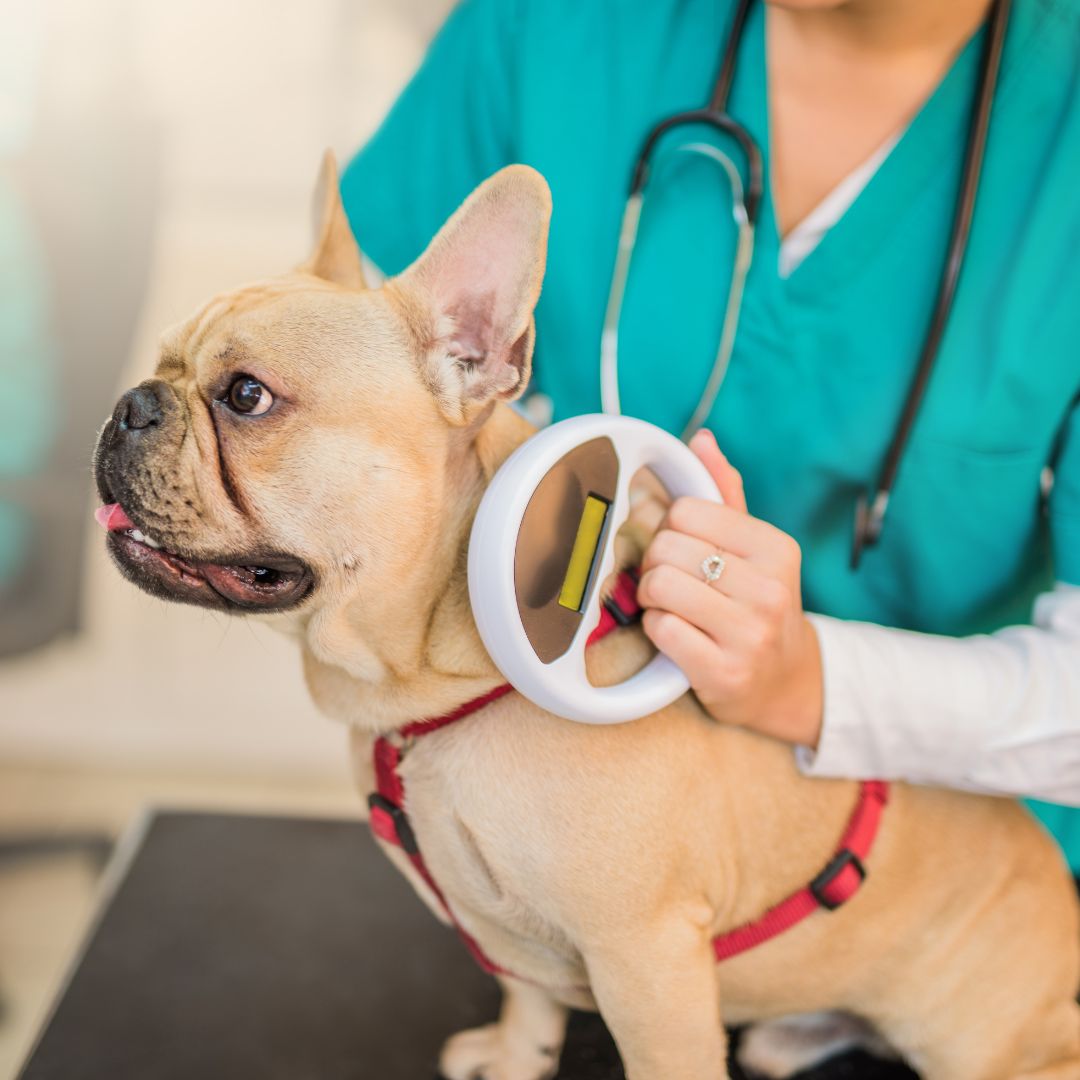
[341,0,1080,867]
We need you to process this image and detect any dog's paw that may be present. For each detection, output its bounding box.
[439,1023,560,1080]
[736,1012,895,1078]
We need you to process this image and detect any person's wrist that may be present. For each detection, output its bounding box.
[788,616,824,749]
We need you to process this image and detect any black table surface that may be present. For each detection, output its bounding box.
[17,811,916,1079]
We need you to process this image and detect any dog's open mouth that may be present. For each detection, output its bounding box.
[94,503,313,612]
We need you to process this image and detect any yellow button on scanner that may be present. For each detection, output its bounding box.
[558,494,610,612]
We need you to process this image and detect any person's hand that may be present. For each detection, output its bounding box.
[637,429,823,748]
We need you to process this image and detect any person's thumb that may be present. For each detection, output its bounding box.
[689,428,747,513]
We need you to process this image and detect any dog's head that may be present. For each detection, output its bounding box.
[93,156,551,626]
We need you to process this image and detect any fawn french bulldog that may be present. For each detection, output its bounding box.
[94,155,1080,1079]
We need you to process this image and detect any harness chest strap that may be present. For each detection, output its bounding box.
[711,778,888,961]
[367,570,890,974]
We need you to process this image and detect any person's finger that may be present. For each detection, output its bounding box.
[641,529,758,602]
[641,608,728,689]
[689,429,747,513]
[642,526,711,574]
[637,561,770,648]
[663,498,795,572]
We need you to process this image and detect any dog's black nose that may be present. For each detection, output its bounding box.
[115,383,164,432]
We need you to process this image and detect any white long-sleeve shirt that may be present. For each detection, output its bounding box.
[798,586,1080,805]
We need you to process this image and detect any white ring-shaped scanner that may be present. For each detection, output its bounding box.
[468,414,722,724]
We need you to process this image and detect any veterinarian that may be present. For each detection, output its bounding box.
[340,0,1080,869]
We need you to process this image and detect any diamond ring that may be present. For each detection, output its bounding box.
[701,553,727,584]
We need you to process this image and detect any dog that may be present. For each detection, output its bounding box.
[93,154,1080,1079]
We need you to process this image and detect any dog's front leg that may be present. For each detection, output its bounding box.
[439,976,568,1080]
[585,917,728,1080]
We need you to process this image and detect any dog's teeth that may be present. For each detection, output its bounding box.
[128,529,162,550]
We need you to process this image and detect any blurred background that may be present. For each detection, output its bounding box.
[0,1,452,1073]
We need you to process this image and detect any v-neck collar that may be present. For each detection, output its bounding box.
[730,0,1049,304]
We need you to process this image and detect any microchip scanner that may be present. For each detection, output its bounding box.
[468,414,722,724]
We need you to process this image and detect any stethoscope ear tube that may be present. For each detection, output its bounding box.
[604,108,764,434]
[599,194,643,419]
[604,1,763,435]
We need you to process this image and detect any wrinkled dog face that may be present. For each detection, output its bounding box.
[94,282,416,612]
[93,156,550,618]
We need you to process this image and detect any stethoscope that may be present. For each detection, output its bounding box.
[600,0,1012,569]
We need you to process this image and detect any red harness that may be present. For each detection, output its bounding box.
[368,570,889,976]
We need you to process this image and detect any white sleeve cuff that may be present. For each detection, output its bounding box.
[795,611,999,788]
[795,589,1080,805]
[796,613,900,780]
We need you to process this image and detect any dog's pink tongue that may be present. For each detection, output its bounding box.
[95,503,134,532]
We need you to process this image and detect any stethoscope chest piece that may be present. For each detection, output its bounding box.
[468,414,721,724]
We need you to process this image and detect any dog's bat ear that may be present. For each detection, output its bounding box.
[395,165,551,424]
[299,150,368,290]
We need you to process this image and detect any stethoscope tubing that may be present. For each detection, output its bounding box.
[853,0,1011,566]
[601,0,1013,570]
[628,109,764,224]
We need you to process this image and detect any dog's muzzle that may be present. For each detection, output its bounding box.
[93,380,316,614]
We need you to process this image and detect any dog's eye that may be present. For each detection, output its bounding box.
[226,376,272,416]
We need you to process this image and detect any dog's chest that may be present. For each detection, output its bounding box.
[384,734,590,991]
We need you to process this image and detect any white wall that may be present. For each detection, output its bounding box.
[0,0,454,777]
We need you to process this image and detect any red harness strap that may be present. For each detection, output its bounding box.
[711,779,889,961]
[370,727,510,975]
[367,569,889,977]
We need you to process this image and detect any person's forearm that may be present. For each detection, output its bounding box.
[798,583,1080,806]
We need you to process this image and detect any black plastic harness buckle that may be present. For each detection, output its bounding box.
[809,849,866,911]
[367,793,419,856]
[602,596,635,626]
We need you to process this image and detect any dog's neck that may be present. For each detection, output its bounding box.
[299,402,537,734]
